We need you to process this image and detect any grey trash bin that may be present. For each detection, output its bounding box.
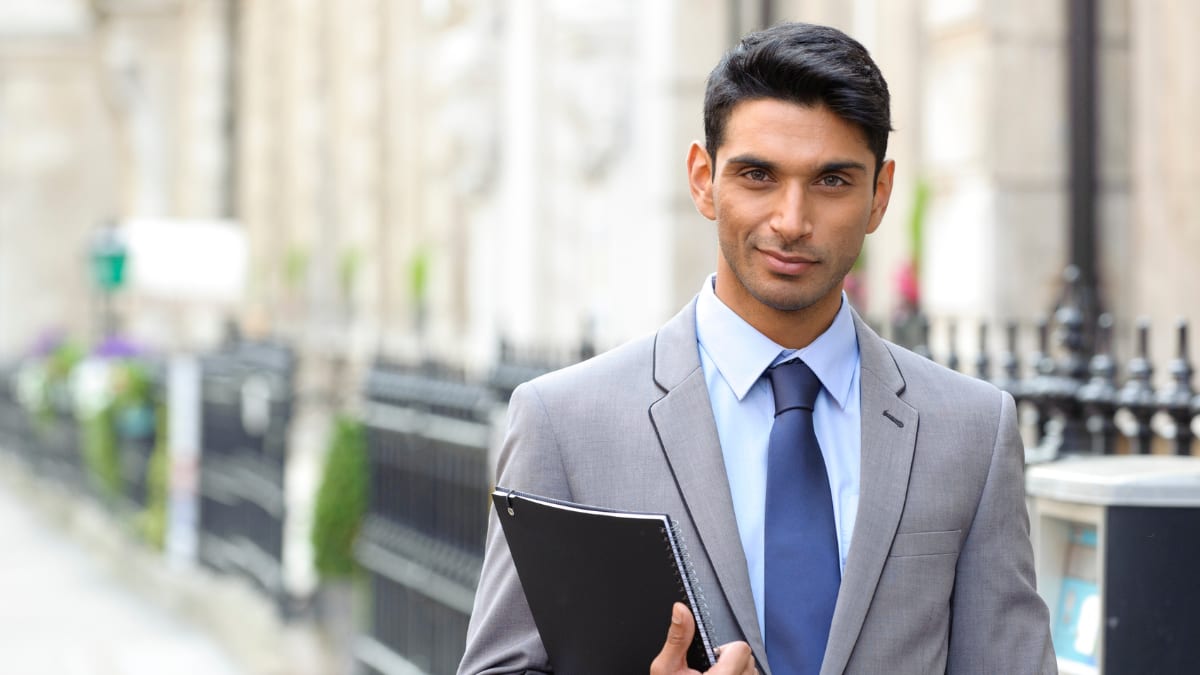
[1026,455,1200,675]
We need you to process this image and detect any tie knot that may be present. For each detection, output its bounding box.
[766,359,822,415]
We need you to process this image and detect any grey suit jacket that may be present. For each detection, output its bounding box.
[459,299,1055,674]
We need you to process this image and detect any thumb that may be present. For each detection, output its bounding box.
[651,603,695,674]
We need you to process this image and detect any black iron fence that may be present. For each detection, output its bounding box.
[196,340,296,612]
[0,363,32,463]
[1,340,299,612]
[28,384,86,491]
[487,337,595,401]
[0,358,165,508]
[356,362,496,675]
[352,344,590,674]
[900,309,1200,460]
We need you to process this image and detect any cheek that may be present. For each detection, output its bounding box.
[823,202,873,244]
[825,196,873,224]
[715,195,769,237]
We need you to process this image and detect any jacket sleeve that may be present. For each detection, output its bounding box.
[457,382,568,675]
[947,392,1057,674]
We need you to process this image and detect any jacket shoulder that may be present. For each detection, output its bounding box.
[883,339,1009,412]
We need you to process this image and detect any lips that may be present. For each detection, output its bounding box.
[759,248,817,275]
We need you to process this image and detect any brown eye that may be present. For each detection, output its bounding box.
[819,175,848,187]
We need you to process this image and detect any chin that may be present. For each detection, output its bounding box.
[750,279,838,314]
[751,289,821,313]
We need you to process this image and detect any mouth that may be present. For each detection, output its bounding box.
[758,249,818,276]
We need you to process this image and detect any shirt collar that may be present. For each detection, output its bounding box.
[695,274,860,409]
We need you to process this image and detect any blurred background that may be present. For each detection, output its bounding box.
[1,0,1198,674]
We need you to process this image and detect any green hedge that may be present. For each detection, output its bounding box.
[311,415,368,579]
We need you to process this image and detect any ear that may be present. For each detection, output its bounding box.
[866,159,896,234]
[686,142,717,221]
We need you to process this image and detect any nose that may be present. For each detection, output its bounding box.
[769,182,813,242]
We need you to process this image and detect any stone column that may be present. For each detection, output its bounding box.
[1127,0,1200,376]
[918,0,1074,359]
[667,0,727,314]
[490,0,694,354]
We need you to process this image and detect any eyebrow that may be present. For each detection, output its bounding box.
[724,154,868,175]
[818,160,869,174]
[724,154,778,172]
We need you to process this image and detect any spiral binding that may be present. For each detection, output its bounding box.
[663,516,717,666]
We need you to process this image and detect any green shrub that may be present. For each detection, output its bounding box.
[80,359,167,547]
[312,415,369,579]
[112,361,152,411]
[82,405,122,501]
[31,340,83,429]
[135,403,169,550]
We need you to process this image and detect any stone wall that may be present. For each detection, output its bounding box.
[4,0,1198,387]
[0,6,117,355]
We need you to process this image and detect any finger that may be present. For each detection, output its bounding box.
[650,603,695,674]
[712,641,754,674]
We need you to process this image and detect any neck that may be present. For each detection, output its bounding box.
[714,275,843,350]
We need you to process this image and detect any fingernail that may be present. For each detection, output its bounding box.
[671,605,682,624]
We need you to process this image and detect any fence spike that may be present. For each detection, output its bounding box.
[975,321,991,381]
[1118,318,1156,454]
[1078,314,1118,454]
[1158,318,1195,456]
[995,320,1021,396]
[947,320,960,373]
[1034,317,1055,377]
[1027,316,1057,446]
[914,315,933,362]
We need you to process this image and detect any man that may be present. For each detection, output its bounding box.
[460,22,1055,675]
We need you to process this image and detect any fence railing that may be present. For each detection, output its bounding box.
[0,364,34,465]
[356,362,496,675]
[0,359,166,509]
[487,337,594,401]
[196,340,296,612]
[899,310,1200,460]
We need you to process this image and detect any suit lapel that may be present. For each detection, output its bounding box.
[820,313,918,675]
[647,300,770,671]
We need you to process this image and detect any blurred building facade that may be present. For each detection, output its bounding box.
[2,0,1198,385]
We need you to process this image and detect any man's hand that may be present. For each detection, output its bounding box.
[649,603,757,675]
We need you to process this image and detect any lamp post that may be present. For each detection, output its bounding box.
[90,222,128,338]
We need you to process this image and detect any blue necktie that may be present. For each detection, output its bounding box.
[764,359,840,675]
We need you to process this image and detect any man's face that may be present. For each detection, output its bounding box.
[688,99,894,333]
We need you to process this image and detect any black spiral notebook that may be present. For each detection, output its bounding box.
[492,488,717,674]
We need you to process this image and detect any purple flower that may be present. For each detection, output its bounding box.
[93,335,144,359]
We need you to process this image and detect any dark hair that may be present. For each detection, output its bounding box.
[703,22,892,174]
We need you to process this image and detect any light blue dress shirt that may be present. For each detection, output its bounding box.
[694,274,862,637]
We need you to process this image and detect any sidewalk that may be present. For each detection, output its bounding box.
[0,469,246,675]
[0,450,340,675]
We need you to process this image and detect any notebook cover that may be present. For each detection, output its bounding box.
[493,488,715,674]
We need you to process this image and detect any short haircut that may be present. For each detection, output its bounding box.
[703,22,893,174]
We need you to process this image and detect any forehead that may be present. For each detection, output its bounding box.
[719,99,872,164]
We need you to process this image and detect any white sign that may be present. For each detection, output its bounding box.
[121,219,248,303]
